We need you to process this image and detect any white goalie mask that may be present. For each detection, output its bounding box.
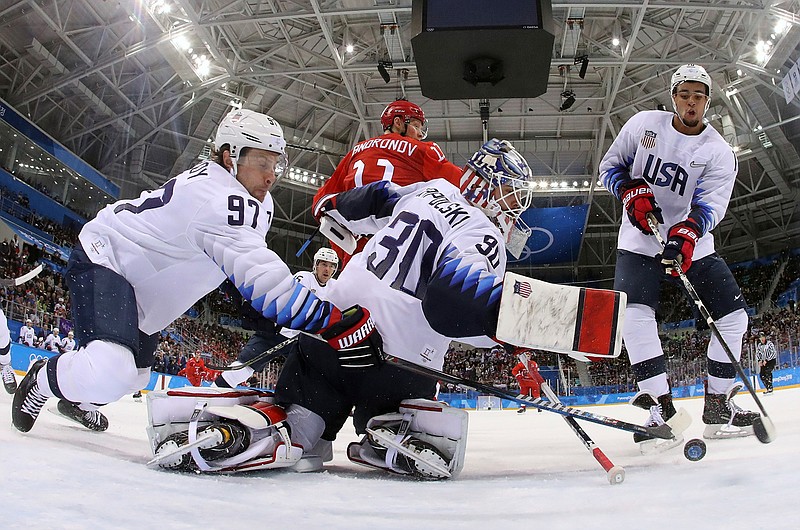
[214,109,288,178]
[460,139,534,258]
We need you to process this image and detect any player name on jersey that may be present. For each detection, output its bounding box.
[352,138,418,157]
[418,188,470,228]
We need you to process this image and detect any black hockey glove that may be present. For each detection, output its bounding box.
[320,305,385,369]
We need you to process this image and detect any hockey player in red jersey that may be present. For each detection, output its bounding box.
[178,352,211,387]
[512,349,545,413]
[312,99,465,267]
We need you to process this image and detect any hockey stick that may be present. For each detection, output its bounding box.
[646,214,776,443]
[540,382,625,485]
[205,337,297,371]
[295,228,320,258]
[0,263,44,287]
[386,355,673,439]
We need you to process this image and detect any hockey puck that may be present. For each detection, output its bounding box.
[683,439,706,461]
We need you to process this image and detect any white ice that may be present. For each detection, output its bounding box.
[2,385,798,529]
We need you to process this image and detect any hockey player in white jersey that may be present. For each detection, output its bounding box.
[11,109,382,435]
[144,138,532,477]
[214,246,339,388]
[599,64,759,445]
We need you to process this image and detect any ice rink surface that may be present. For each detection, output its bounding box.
[2,384,798,529]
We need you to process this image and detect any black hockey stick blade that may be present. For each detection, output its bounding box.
[206,337,297,371]
[386,355,673,439]
[753,416,777,444]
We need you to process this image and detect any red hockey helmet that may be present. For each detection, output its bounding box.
[380,99,427,138]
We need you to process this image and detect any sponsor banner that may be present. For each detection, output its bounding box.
[508,204,589,264]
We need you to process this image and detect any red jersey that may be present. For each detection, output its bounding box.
[512,360,544,385]
[178,357,208,387]
[313,133,464,266]
[313,133,463,217]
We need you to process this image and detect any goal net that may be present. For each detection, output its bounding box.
[476,395,503,411]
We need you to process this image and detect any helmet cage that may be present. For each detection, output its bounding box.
[462,139,534,249]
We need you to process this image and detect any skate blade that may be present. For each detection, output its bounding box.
[702,424,754,440]
[639,434,685,455]
[47,406,98,431]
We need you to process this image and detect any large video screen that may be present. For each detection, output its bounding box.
[424,0,541,30]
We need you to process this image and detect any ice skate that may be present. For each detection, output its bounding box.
[152,421,250,471]
[517,405,526,414]
[1,363,16,394]
[54,400,109,432]
[132,391,142,402]
[12,359,50,432]
[702,382,760,439]
[630,390,691,454]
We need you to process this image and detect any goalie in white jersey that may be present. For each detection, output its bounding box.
[11,109,382,434]
[599,64,759,444]
[268,139,534,479]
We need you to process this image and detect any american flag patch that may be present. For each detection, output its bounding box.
[640,130,657,149]
[513,280,532,298]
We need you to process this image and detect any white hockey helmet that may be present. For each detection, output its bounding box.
[313,247,339,271]
[214,109,288,178]
[670,64,712,97]
[53,327,59,334]
[68,330,74,337]
[460,139,534,257]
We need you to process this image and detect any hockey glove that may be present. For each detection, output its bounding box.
[619,179,663,234]
[320,305,384,369]
[660,218,701,276]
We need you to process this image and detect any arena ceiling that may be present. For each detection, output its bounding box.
[0,0,798,282]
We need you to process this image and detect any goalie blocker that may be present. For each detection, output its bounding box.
[496,272,626,360]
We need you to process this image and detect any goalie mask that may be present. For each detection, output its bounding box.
[215,109,288,178]
[460,139,534,258]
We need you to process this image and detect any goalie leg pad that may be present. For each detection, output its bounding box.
[348,399,469,479]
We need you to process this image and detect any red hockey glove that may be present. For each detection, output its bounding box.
[660,219,701,276]
[320,305,384,369]
[619,179,663,234]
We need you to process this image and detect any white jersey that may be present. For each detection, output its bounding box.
[281,272,336,338]
[60,336,76,352]
[44,333,61,352]
[599,110,737,260]
[19,325,36,347]
[79,160,333,335]
[324,179,506,369]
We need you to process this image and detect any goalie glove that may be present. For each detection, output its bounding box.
[320,305,384,369]
[660,218,701,276]
[619,179,663,234]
